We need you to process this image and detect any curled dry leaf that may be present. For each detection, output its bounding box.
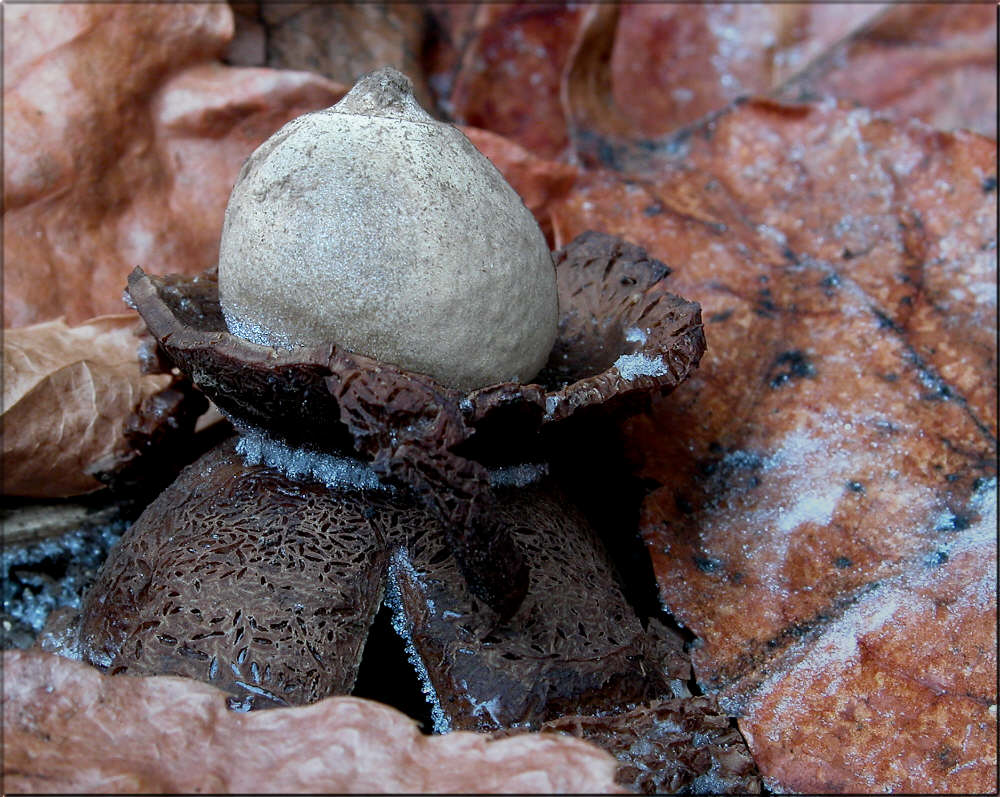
[2,316,173,498]
[547,98,997,792]
[430,3,886,161]
[3,2,344,327]
[776,3,999,139]
[428,3,996,168]
[2,649,623,794]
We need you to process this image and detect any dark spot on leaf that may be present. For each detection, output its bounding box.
[846,481,865,494]
[675,494,694,515]
[842,248,855,260]
[644,202,664,216]
[693,555,721,573]
[755,288,778,318]
[597,138,620,170]
[788,623,811,639]
[768,350,817,388]
[874,419,899,435]
[709,309,734,323]
[873,308,904,333]
[662,127,691,156]
[937,745,959,769]
[982,176,997,193]
[924,550,949,567]
[834,556,853,569]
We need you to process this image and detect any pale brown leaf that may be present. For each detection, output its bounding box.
[3,3,344,328]
[776,4,998,138]
[2,649,623,794]
[2,315,171,498]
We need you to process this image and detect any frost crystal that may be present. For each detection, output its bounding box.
[489,463,549,489]
[614,352,669,380]
[624,326,649,345]
[235,427,383,491]
[385,548,452,734]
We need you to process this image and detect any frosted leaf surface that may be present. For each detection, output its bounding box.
[550,97,996,793]
[738,491,996,793]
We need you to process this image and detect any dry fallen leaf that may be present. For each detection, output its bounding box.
[776,3,998,139]
[739,528,996,793]
[1,316,172,498]
[426,2,995,170]
[595,2,885,139]
[446,4,588,160]
[261,2,436,112]
[3,2,344,327]
[546,98,997,793]
[429,3,886,160]
[2,649,623,794]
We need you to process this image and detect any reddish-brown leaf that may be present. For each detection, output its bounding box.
[3,3,344,327]
[431,3,996,168]
[776,3,998,138]
[2,316,172,498]
[431,3,886,161]
[547,98,997,793]
[444,4,587,160]
[605,3,884,139]
[739,531,996,793]
[2,649,623,794]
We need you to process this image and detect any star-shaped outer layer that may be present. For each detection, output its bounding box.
[66,435,756,793]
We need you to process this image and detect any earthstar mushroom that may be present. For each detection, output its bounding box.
[59,215,711,783]
[124,225,706,619]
